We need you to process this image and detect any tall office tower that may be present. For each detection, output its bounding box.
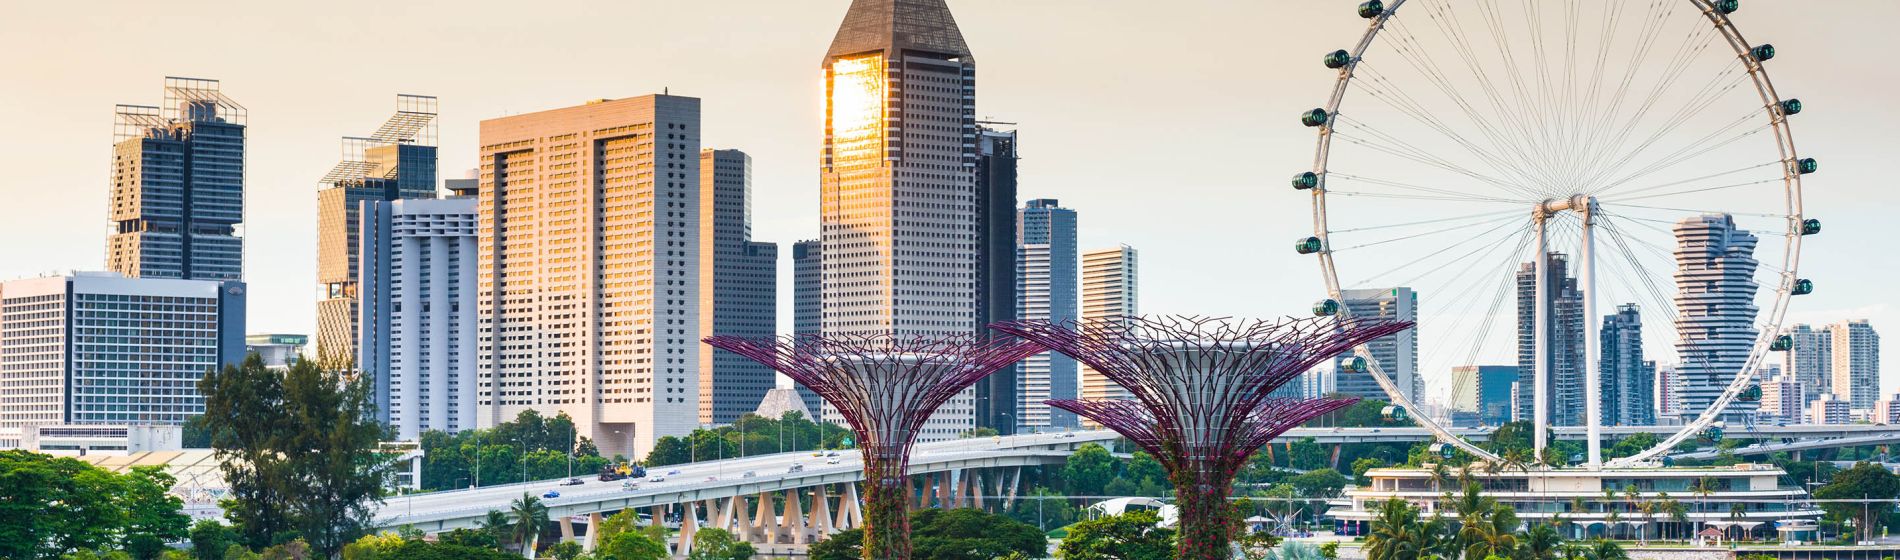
[1672,214,1759,420]
[1600,304,1655,426]
[359,196,477,440]
[477,95,702,459]
[973,124,1020,434]
[1513,254,1585,425]
[0,272,245,446]
[1079,246,1139,403]
[106,78,246,281]
[790,240,825,417]
[1449,366,1518,426]
[819,0,979,441]
[697,149,779,425]
[1782,323,1833,404]
[1829,320,1881,410]
[1015,199,1077,429]
[1760,373,1802,423]
[1333,288,1419,403]
[316,95,439,366]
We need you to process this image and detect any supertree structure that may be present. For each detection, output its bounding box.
[702,333,1041,560]
[993,315,1411,560]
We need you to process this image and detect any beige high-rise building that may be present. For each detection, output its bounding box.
[1079,246,1139,407]
[477,95,701,459]
[818,0,979,441]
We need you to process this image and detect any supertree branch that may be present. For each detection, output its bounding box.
[702,332,1041,560]
[999,315,1407,560]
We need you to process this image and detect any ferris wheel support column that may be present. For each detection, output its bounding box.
[1532,212,1550,458]
[1581,197,1603,469]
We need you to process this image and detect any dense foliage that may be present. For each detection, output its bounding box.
[415,410,607,491]
[642,411,851,467]
[0,451,190,559]
[198,355,397,556]
[808,508,1043,560]
[1365,484,1632,560]
[1055,509,1176,560]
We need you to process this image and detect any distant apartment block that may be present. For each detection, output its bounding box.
[1079,246,1138,404]
[360,197,477,440]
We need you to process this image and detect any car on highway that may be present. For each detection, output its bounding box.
[621,481,639,491]
[647,474,667,482]
[704,476,718,482]
[812,451,824,457]
[825,456,841,465]
[1061,431,1076,438]
[560,477,584,486]
[542,490,561,499]
[666,469,682,476]
[826,451,840,457]
[787,464,804,473]
[741,471,756,478]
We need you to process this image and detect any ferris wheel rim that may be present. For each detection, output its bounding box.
[1303,0,1806,467]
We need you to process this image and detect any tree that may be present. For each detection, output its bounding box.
[1350,457,1386,486]
[644,436,691,467]
[1520,522,1560,560]
[508,493,549,553]
[808,528,863,560]
[959,427,1000,439]
[1288,468,1349,500]
[1289,438,1327,471]
[1004,487,1076,530]
[199,355,396,556]
[1055,510,1175,560]
[0,450,193,560]
[433,528,496,551]
[1816,461,1900,543]
[908,509,1044,560]
[685,528,754,560]
[339,533,406,560]
[543,541,583,560]
[191,520,241,560]
[1062,443,1118,496]
[596,532,667,560]
[124,466,190,557]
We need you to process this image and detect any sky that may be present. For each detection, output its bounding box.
[2,0,1896,398]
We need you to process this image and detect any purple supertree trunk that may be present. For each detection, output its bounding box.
[703,333,1041,560]
[993,315,1411,560]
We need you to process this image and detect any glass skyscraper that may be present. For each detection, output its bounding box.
[106,77,246,281]
[1672,214,1759,420]
[1016,199,1077,429]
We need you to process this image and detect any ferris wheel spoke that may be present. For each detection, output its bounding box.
[1580,70,1756,191]
[1351,63,1552,192]
[1348,214,1531,291]
[1569,0,1710,184]
[1375,19,1553,185]
[1379,215,1536,291]
[1327,173,1533,203]
[1330,211,1526,253]
[1393,9,1552,174]
[1331,129,1528,194]
[1328,206,1526,234]
[1592,119,1774,194]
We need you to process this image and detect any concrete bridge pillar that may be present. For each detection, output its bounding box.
[781,488,806,544]
[581,512,602,552]
[732,495,757,543]
[935,470,953,508]
[675,501,699,557]
[558,515,575,543]
[836,483,863,530]
[972,470,987,510]
[810,484,834,539]
[753,492,776,543]
[1003,467,1022,510]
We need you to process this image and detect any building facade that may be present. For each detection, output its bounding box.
[1656,364,1681,419]
[1515,254,1585,425]
[1782,323,1833,405]
[1599,304,1655,426]
[360,197,478,440]
[1015,199,1077,430]
[316,95,439,365]
[1809,393,1850,425]
[477,95,702,459]
[106,78,246,281]
[1449,365,1518,426]
[0,272,245,447]
[791,240,824,417]
[697,149,779,425]
[1830,320,1880,411]
[973,124,1019,434]
[1759,373,1803,423]
[819,0,980,441]
[244,333,306,370]
[1335,288,1419,403]
[1672,214,1760,420]
[1079,246,1139,403]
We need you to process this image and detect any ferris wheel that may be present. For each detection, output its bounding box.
[1299,0,1814,468]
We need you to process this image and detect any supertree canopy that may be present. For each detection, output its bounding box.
[702,333,1041,560]
[993,315,1412,560]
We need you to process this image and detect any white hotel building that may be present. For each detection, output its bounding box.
[360,196,478,441]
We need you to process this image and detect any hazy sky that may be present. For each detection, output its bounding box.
[2,1,1895,395]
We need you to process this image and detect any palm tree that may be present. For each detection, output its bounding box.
[1602,487,1620,539]
[1689,477,1716,545]
[1366,498,1422,560]
[1522,522,1561,560]
[1666,498,1689,544]
[1728,502,1748,542]
[1464,505,1521,560]
[1622,484,1641,541]
[1636,498,1657,545]
[1429,463,1451,515]
[481,510,513,548]
[511,493,550,553]
[1587,538,1630,560]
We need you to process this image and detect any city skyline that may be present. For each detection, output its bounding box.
[2,0,1897,399]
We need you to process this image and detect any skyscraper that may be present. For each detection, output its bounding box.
[1449,365,1518,426]
[1015,199,1077,429]
[820,0,979,441]
[697,149,779,425]
[477,95,702,459]
[1334,288,1419,403]
[1600,304,1655,426]
[359,196,477,439]
[106,77,246,281]
[1079,246,1138,404]
[0,272,245,446]
[1656,364,1681,418]
[791,240,824,417]
[1782,323,1833,404]
[316,95,439,365]
[1830,320,1881,411]
[1672,214,1759,420]
[973,124,1020,434]
[1515,254,1584,425]
[1759,372,1802,423]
